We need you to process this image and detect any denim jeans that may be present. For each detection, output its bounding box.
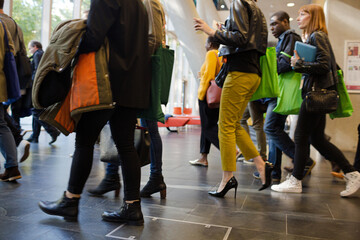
[31,108,59,139]
[4,105,22,146]
[106,119,163,177]
[264,98,295,177]
[0,103,18,169]
[140,119,163,177]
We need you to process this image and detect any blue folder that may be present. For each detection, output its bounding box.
[295,41,317,62]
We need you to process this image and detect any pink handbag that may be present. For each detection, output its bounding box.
[206,80,221,108]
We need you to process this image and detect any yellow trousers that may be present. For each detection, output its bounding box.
[219,71,261,171]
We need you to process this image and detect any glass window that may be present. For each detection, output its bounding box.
[51,0,74,32]
[12,0,43,51]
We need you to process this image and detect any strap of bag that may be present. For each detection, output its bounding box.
[0,20,11,51]
[9,17,27,55]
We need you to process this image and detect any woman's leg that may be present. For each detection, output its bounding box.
[203,100,220,150]
[198,100,211,158]
[218,72,262,191]
[110,107,140,201]
[141,119,163,176]
[67,109,113,195]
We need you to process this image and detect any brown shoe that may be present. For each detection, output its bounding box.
[0,166,22,182]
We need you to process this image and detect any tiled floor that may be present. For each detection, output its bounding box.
[0,125,359,240]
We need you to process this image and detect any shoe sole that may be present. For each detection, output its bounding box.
[19,143,30,163]
[189,161,208,167]
[1,175,22,182]
[102,217,144,226]
[331,172,344,179]
[271,187,302,193]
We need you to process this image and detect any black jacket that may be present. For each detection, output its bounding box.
[276,30,302,75]
[78,0,151,109]
[30,49,44,81]
[214,0,267,56]
[294,31,337,97]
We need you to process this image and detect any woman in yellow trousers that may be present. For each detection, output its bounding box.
[194,0,273,198]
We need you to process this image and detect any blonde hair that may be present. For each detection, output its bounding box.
[299,4,328,37]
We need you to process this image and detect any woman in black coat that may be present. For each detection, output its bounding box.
[38,0,151,225]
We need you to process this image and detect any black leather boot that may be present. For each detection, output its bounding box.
[38,192,80,221]
[140,175,166,199]
[87,174,121,197]
[102,200,144,226]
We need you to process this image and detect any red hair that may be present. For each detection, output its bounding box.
[299,4,328,36]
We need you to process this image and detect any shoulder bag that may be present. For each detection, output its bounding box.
[1,21,21,105]
[206,52,222,108]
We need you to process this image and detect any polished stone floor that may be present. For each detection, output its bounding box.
[0,124,359,240]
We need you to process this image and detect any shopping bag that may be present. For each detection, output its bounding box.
[1,21,21,105]
[273,71,303,115]
[155,46,174,105]
[137,55,165,123]
[251,47,279,101]
[100,124,151,167]
[329,70,353,119]
[206,80,221,108]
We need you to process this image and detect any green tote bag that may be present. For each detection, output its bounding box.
[273,71,303,115]
[251,47,279,101]
[155,46,174,105]
[137,55,165,123]
[329,70,353,119]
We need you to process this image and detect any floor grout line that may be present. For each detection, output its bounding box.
[285,214,288,235]
[326,203,336,220]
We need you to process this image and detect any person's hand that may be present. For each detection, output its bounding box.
[291,50,300,67]
[194,17,216,36]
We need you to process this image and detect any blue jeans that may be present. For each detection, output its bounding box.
[264,98,295,177]
[0,103,18,169]
[106,119,163,177]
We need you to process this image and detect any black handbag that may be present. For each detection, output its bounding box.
[215,61,229,88]
[305,88,339,114]
[100,125,151,167]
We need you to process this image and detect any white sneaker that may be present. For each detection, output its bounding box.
[271,175,302,193]
[340,171,360,197]
[17,140,30,163]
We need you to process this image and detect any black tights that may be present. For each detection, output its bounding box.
[67,107,140,200]
[293,101,355,180]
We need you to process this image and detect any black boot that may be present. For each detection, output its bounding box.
[87,174,121,197]
[102,200,144,226]
[140,175,166,199]
[38,192,80,221]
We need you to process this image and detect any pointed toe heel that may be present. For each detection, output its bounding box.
[208,176,238,198]
[259,162,274,191]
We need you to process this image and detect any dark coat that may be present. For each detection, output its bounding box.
[30,49,44,81]
[78,0,151,109]
[276,30,302,75]
[294,31,337,97]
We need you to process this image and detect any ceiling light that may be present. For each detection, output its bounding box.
[221,4,225,9]
[289,17,293,21]
[287,3,295,7]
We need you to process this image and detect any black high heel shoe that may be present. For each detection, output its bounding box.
[208,176,238,198]
[259,162,273,191]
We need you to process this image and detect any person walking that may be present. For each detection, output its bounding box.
[194,0,272,198]
[189,36,222,167]
[271,4,360,197]
[38,0,151,225]
[26,40,60,145]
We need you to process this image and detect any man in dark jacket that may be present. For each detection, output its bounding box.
[38,0,150,225]
[26,40,60,145]
[263,11,315,181]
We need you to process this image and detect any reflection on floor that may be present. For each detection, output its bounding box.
[0,126,359,240]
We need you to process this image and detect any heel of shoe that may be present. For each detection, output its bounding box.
[160,189,166,199]
[259,162,273,191]
[64,216,78,222]
[234,185,237,199]
[114,188,120,197]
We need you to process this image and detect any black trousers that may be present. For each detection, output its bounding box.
[3,105,22,146]
[67,106,140,200]
[354,124,360,172]
[293,101,355,179]
[198,99,220,153]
